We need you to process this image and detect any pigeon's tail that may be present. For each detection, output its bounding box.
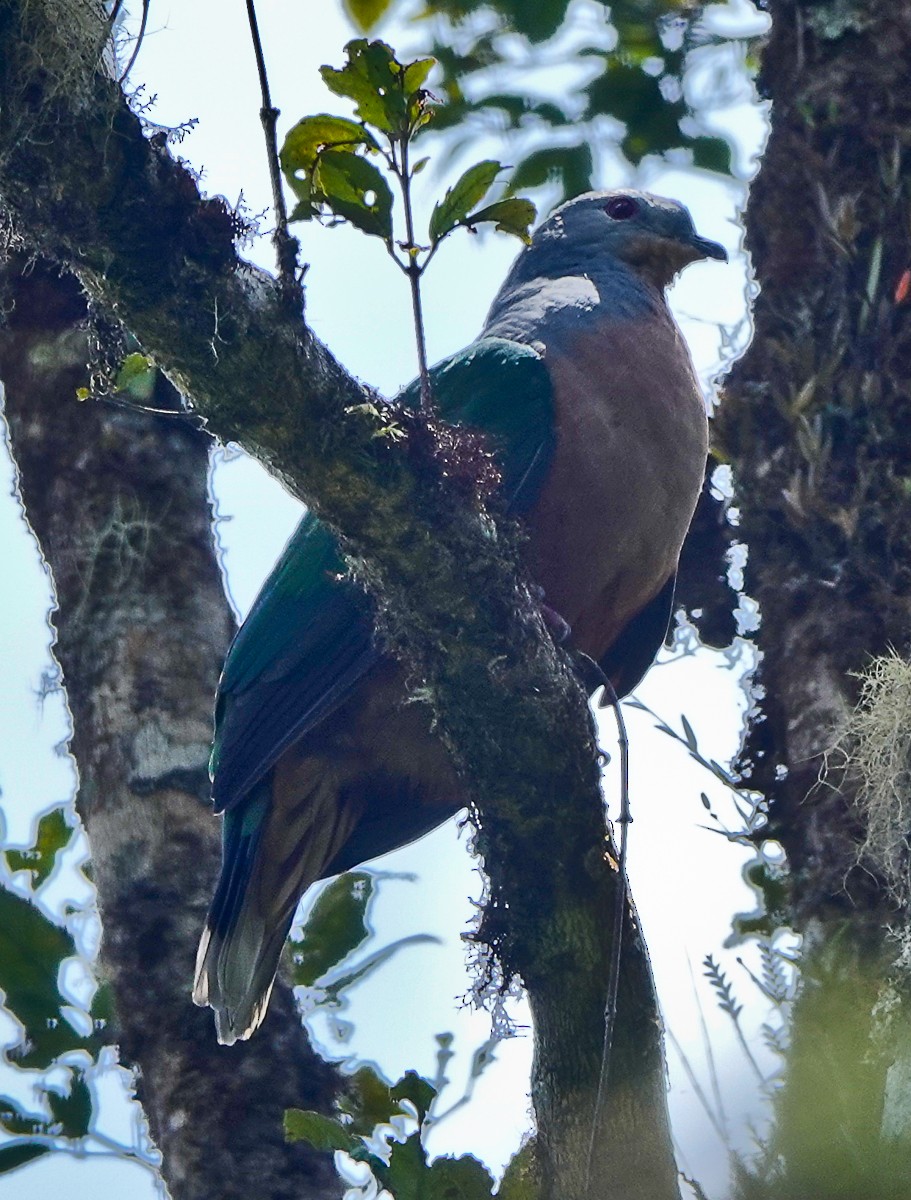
[193,771,356,1044]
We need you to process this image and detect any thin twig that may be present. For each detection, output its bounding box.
[244,0,303,310]
[117,0,149,84]
[584,670,631,1197]
[397,137,432,410]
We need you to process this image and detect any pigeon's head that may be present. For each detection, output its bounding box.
[532,188,727,288]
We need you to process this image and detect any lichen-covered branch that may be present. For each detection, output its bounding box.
[0,2,679,1195]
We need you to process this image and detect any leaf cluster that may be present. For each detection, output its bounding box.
[286,1067,499,1199]
[0,810,109,1177]
[279,40,535,252]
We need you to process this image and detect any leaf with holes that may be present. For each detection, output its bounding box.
[0,889,91,1068]
[280,114,379,205]
[321,39,407,134]
[314,150,394,239]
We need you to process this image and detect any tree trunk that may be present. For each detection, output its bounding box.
[0,258,341,1200]
[716,1,911,1192]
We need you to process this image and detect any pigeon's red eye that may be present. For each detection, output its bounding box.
[604,196,639,220]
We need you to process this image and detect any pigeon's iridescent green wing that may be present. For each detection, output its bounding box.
[212,337,555,813]
[400,336,555,514]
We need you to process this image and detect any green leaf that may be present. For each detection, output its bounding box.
[280,115,378,187]
[114,352,156,402]
[429,159,502,243]
[0,889,90,1068]
[0,1143,50,1175]
[343,0,394,33]
[463,198,536,244]
[46,1071,92,1138]
[284,1108,357,1153]
[390,1070,436,1124]
[0,1099,48,1138]
[115,351,152,384]
[289,872,375,987]
[507,144,594,198]
[380,1131,427,1200]
[337,1065,395,1136]
[680,713,698,751]
[499,1143,538,1200]
[321,39,407,134]
[689,135,732,175]
[403,57,435,94]
[428,1153,496,1199]
[6,807,71,889]
[314,149,394,239]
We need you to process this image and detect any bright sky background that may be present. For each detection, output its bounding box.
[0,2,783,1197]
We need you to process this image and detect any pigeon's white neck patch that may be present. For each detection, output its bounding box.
[482,275,600,344]
[481,261,661,351]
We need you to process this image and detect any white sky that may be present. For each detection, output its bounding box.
[0,2,784,1198]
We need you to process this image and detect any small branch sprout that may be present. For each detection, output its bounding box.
[277,39,536,408]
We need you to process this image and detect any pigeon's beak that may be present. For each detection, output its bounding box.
[690,235,728,263]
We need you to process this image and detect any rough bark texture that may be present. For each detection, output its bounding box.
[0,260,341,1199]
[717,1,911,1193]
[0,2,680,1196]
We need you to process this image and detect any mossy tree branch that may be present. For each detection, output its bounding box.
[0,2,679,1196]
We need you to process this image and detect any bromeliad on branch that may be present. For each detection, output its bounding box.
[193,188,727,1044]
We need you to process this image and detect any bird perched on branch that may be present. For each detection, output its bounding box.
[194,189,727,1043]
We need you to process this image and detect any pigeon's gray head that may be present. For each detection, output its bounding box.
[528,188,727,288]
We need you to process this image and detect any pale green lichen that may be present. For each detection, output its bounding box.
[833,651,911,905]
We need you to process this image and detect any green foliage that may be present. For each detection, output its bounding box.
[507,146,593,205]
[0,812,117,1177]
[279,37,535,392]
[377,0,742,199]
[429,159,503,240]
[290,871,374,987]
[343,0,395,34]
[288,870,440,1001]
[284,1107,357,1153]
[46,1072,92,1138]
[734,857,791,940]
[315,149,395,238]
[279,39,535,253]
[114,352,156,401]
[320,41,435,135]
[5,807,71,888]
[0,890,92,1068]
[286,1065,497,1199]
[0,1144,51,1175]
